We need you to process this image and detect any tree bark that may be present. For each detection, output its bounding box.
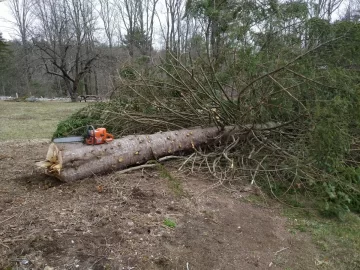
[36,127,229,182]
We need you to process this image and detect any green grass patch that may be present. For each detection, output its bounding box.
[163,218,176,228]
[284,208,360,269]
[157,163,184,196]
[0,101,86,140]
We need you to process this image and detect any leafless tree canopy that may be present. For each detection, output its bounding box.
[1,0,347,98]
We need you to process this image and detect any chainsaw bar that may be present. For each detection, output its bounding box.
[53,136,84,143]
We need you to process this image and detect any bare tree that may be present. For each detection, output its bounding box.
[116,0,158,57]
[164,0,184,57]
[33,0,98,101]
[7,0,34,91]
[116,0,139,57]
[98,0,117,49]
[308,0,343,20]
[144,0,159,56]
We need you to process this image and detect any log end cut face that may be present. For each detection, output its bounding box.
[35,143,64,180]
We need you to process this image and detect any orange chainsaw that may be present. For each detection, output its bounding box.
[53,125,114,145]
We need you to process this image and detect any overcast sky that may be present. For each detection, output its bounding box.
[0,2,13,40]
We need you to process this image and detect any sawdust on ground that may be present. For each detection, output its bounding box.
[0,141,320,269]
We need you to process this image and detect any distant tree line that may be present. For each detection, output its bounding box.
[0,0,358,101]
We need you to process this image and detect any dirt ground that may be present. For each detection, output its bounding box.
[0,140,321,270]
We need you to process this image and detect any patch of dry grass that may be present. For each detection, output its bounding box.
[0,101,86,140]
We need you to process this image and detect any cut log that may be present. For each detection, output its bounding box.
[36,127,231,182]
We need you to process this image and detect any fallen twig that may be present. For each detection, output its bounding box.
[0,242,10,249]
[274,247,289,256]
[117,164,157,175]
[117,156,185,175]
[178,153,195,171]
[0,215,17,224]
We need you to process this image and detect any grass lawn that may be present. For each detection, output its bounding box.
[0,101,86,140]
[285,208,360,269]
[244,194,360,269]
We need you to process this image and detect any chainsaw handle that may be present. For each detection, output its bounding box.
[87,125,96,134]
[87,125,96,145]
[105,133,114,142]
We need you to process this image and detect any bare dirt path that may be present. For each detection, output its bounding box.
[0,141,320,270]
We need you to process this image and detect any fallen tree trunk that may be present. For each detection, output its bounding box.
[36,126,232,182]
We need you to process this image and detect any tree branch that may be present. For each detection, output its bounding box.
[237,37,343,106]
